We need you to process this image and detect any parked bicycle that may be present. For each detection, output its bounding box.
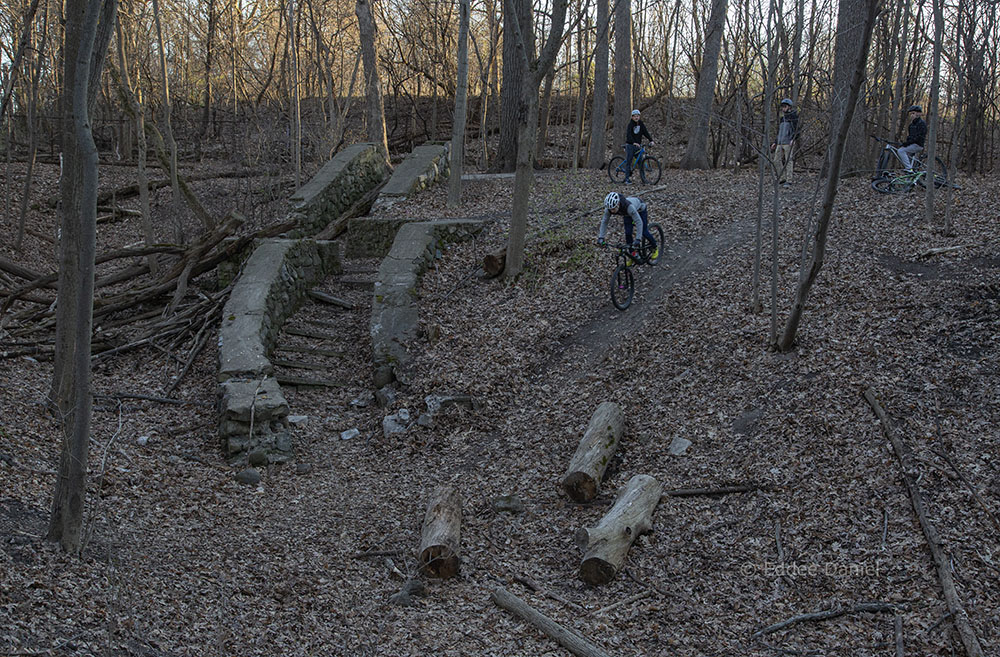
[871,135,947,191]
[608,144,662,185]
[603,223,664,310]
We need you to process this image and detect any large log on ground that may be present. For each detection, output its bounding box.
[418,485,462,578]
[576,474,662,585]
[483,247,506,277]
[562,402,625,502]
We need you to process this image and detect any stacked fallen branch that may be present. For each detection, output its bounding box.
[1,213,296,362]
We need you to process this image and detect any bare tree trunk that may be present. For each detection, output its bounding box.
[0,0,42,124]
[613,0,632,147]
[447,0,470,207]
[115,13,158,276]
[680,0,727,169]
[829,0,872,176]
[356,0,388,159]
[15,4,47,253]
[497,0,532,172]
[753,0,779,315]
[289,0,301,187]
[151,0,188,241]
[944,0,965,236]
[502,0,569,278]
[47,0,112,555]
[923,0,944,224]
[199,0,217,156]
[586,0,610,168]
[778,0,879,351]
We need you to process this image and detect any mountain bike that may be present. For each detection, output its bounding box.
[871,135,947,189]
[608,144,662,185]
[603,222,664,311]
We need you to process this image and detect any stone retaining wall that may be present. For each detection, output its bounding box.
[287,143,391,238]
[217,239,339,461]
[370,219,485,387]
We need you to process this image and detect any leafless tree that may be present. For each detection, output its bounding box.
[448,0,471,206]
[679,0,727,169]
[586,0,610,168]
[47,0,117,555]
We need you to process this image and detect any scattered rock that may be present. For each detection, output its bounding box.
[397,408,410,422]
[389,578,426,606]
[294,463,313,475]
[248,448,269,466]
[492,494,525,514]
[136,435,150,446]
[417,413,435,428]
[235,468,261,485]
[382,412,410,438]
[288,415,309,426]
[350,396,371,408]
[668,436,692,456]
[340,428,361,441]
[375,385,398,408]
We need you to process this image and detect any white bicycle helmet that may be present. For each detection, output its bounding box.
[604,191,621,210]
[631,109,641,117]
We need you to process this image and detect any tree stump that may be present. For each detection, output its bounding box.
[562,402,624,502]
[418,485,462,578]
[576,474,661,585]
[483,247,506,278]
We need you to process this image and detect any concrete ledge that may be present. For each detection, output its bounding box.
[368,143,450,213]
[217,238,339,461]
[370,219,486,387]
[288,143,391,237]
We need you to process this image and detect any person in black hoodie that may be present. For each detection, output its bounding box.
[624,109,654,184]
[897,105,927,170]
[770,98,799,185]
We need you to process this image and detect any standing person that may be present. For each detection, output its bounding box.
[598,192,657,260]
[897,105,926,170]
[624,109,654,184]
[770,98,799,185]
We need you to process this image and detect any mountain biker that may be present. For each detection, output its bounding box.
[897,105,926,170]
[597,192,657,260]
[624,109,654,185]
[770,98,799,185]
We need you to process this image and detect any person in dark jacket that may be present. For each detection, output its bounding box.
[624,109,654,184]
[770,98,799,185]
[897,105,926,169]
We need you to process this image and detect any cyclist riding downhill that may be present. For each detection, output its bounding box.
[598,192,658,262]
[897,105,926,171]
[624,109,654,184]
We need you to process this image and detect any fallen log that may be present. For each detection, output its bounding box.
[576,474,662,585]
[562,401,624,502]
[314,179,387,240]
[418,485,462,578]
[490,587,612,657]
[483,247,506,278]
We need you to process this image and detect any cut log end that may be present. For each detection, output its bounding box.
[419,544,460,578]
[579,557,618,586]
[483,248,506,278]
[562,472,598,503]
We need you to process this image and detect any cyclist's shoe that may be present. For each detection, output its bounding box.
[624,177,633,184]
[597,237,606,247]
[650,247,659,260]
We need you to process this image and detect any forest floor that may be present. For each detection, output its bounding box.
[1,156,999,657]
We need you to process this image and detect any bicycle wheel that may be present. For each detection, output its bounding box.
[641,157,662,184]
[874,150,892,179]
[871,176,912,194]
[914,154,948,188]
[610,263,634,310]
[608,156,627,183]
[643,223,665,266]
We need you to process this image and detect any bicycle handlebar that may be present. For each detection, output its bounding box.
[871,135,901,147]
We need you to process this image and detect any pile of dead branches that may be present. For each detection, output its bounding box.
[0,212,295,388]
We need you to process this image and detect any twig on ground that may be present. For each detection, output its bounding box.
[663,483,769,497]
[753,602,897,637]
[491,587,612,657]
[514,575,587,613]
[932,447,1000,535]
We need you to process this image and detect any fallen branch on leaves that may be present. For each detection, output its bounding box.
[864,387,985,657]
[662,483,770,497]
[753,602,897,637]
[490,587,613,657]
